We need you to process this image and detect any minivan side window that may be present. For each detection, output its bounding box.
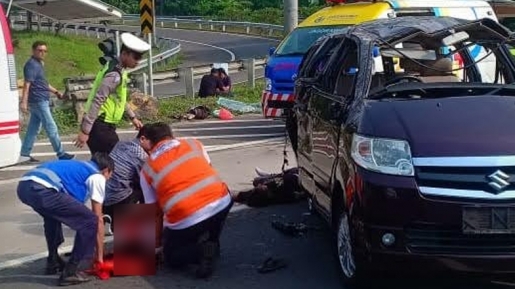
[301,36,343,80]
[297,40,323,79]
[330,39,359,98]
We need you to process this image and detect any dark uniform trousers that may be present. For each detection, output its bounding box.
[17,180,98,265]
[102,185,144,231]
[87,117,119,155]
[162,199,234,268]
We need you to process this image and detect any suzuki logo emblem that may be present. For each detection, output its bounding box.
[487,170,510,192]
[292,73,297,81]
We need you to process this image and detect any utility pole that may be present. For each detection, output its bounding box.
[283,0,298,35]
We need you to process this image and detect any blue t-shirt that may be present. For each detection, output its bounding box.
[24,57,50,103]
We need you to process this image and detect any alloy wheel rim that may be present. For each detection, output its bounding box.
[308,197,313,211]
[337,214,356,278]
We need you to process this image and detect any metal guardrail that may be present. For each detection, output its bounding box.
[116,15,285,38]
[151,57,267,81]
[122,14,284,30]
[10,18,181,73]
[127,43,181,73]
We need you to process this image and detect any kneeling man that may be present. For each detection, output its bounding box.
[138,122,233,279]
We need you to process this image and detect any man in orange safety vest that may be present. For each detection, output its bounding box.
[138,122,233,279]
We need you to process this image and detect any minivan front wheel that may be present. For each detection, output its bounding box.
[337,213,356,279]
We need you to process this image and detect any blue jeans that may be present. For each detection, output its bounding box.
[21,100,65,157]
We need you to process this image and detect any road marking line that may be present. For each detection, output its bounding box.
[9,144,219,162]
[0,138,283,174]
[34,133,285,146]
[165,124,285,132]
[175,38,236,61]
[0,204,253,271]
[0,236,113,271]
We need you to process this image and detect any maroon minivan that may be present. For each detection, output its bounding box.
[292,16,515,286]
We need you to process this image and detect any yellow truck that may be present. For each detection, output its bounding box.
[261,0,500,119]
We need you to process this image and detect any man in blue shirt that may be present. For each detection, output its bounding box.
[17,152,114,286]
[19,40,74,163]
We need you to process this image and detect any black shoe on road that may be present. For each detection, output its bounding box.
[58,272,91,286]
[58,153,75,160]
[59,262,91,286]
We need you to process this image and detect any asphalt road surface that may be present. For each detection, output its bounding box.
[0,115,285,181]
[1,143,515,289]
[111,25,280,67]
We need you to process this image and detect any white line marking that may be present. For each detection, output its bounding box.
[0,178,20,185]
[0,138,283,174]
[175,38,236,61]
[169,124,285,132]
[0,204,253,271]
[34,133,285,146]
[0,236,113,271]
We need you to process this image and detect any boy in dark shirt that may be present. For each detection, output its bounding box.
[198,68,225,98]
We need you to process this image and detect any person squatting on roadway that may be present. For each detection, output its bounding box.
[74,33,151,154]
[16,153,115,286]
[138,122,234,279]
[102,133,149,235]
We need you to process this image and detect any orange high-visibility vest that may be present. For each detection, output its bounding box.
[141,138,229,225]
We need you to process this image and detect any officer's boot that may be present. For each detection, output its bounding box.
[58,261,91,286]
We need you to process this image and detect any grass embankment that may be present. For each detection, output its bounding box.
[53,80,265,135]
[13,31,103,90]
[13,30,184,90]
[13,31,244,135]
[13,29,264,137]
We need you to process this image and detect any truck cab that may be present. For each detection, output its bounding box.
[0,5,22,168]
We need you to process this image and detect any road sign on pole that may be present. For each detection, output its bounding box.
[141,0,154,97]
[140,0,153,34]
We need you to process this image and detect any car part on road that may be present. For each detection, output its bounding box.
[271,219,321,237]
[257,257,288,274]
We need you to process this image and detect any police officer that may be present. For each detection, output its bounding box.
[74,33,151,154]
[16,153,115,286]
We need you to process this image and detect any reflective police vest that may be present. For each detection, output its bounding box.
[22,160,101,203]
[141,138,229,225]
[84,60,129,125]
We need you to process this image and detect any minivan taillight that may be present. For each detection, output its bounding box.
[0,6,17,91]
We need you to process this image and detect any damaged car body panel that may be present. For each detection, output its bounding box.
[294,16,515,284]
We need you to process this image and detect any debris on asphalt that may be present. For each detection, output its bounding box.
[270,219,321,237]
[257,257,288,274]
